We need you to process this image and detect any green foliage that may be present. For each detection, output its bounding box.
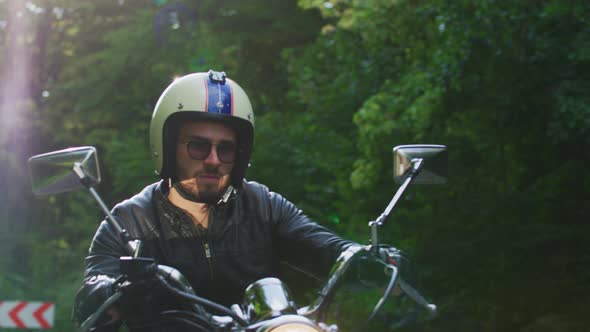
[1,0,589,331]
[284,0,590,330]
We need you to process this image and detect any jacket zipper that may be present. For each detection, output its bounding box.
[203,241,214,279]
[202,207,215,280]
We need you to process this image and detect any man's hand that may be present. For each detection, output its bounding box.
[73,275,120,327]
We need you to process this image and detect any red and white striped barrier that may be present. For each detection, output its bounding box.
[0,301,55,329]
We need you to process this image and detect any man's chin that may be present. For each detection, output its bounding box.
[197,191,222,204]
[174,182,221,204]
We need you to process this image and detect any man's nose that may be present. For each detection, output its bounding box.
[203,146,221,165]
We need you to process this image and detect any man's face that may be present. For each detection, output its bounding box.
[174,121,237,203]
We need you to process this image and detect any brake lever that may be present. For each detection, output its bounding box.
[396,277,437,316]
[375,247,437,318]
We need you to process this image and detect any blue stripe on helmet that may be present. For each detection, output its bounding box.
[206,79,232,115]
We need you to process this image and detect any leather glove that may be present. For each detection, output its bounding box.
[73,258,160,329]
[73,275,120,329]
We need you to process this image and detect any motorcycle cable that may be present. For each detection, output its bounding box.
[156,275,249,326]
[79,291,124,332]
[360,263,398,330]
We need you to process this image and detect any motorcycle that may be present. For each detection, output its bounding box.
[28,144,447,331]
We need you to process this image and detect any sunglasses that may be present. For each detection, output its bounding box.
[181,138,237,163]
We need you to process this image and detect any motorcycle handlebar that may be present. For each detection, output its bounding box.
[80,251,436,332]
[80,258,248,332]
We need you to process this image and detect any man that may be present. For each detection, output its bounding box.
[73,70,354,330]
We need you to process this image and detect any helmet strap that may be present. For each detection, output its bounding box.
[172,182,204,203]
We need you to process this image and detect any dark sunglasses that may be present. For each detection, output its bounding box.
[182,138,237,163]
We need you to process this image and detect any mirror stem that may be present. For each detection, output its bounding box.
[369,158,424,251]
[74,163,142,257]
[87,187,142,257]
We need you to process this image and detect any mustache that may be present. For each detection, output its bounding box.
[196,173,221,178]
[195,168,223,178]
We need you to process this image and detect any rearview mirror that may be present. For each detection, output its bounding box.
[393,145,447,184]
[28,146,100,195]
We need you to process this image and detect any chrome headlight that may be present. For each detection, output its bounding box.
[244,278,297,322]
[268,323,322,332]
[258,315,324,332]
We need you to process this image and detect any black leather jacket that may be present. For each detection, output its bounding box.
[74,180,352,329]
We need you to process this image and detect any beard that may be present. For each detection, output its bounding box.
[173,172,229,204]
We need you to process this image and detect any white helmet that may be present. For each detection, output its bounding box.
[150,70,254,187]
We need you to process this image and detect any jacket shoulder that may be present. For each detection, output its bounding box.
[242,180,270,197]
[241,180,300,224]
[240,180,273,220]
[109,181,161,238]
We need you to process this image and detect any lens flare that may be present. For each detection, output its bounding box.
[1,0,33,144]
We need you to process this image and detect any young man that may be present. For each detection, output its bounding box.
[73,71,354,330]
